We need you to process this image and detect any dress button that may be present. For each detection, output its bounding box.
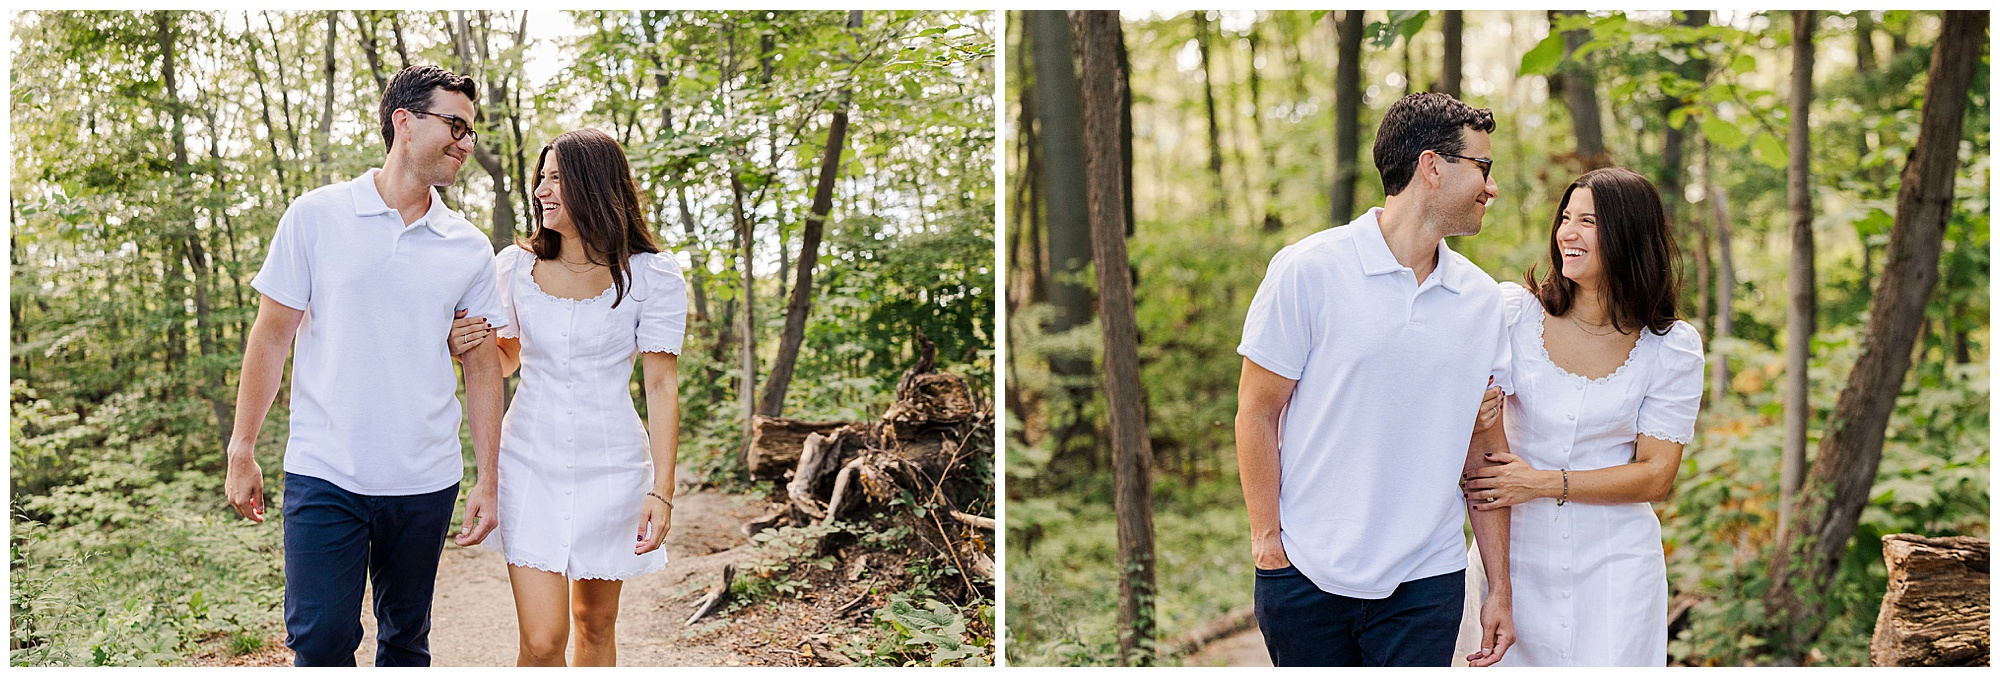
[1562,564,1570,570]
[1567,413,1576,420]
[561,331,568,337]
[1561,622,1569,629]
[1563,591,1571,598]
[563,515,570,521]
[1562,532,1570,539]
[565,489,572,495]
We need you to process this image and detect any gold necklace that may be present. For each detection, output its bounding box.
[1569,313,1624,337]
[556,257,598,273]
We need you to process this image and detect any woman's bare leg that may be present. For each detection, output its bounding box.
[569,578,624,666]
[507,565,573,666]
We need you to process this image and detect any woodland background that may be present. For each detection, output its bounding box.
[1005,10,1988,666]
[10,10,993,666]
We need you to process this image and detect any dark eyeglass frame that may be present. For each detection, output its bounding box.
[1433,151,1494,181]
[405,109,478,143]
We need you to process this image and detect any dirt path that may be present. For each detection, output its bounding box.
[344,485,770,666]
[1182,624,1273,667]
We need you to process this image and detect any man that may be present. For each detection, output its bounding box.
[223,65,509,667]
[1235,92,1516,667]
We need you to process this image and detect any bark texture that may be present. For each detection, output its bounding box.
[1077,10,1157,666]
[1869,535,1990,667]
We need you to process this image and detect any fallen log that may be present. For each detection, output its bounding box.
[788,431,840,520]
[747,417,854,477]
[1160,606,1258,657]
[1870,534,1989,666]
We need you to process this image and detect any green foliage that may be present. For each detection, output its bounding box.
[836,593,992,667]
[1665,331,1988,665]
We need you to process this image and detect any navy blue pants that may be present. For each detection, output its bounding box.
[282,473,457,667]
[1253,566,1466,667]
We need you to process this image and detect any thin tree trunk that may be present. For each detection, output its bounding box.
[1706,137,1736,405]
[1013,17,1047,304]
[1249,20,1283,232]
[1078,10,1156,666]
[1856,11,1877,75]
[1552,10,1609,169]
[245,29,290,191]
[1436,10,1463,98]
[732,172,756,468]
[1195,11,1226,215]
[1764,12,1984,662]
[262,12,303,186]
[390,11,412,69]
[317,11,338,186]
[1030,10,1098,470]
[760,10,861,418]
[356,11,388,94]
[1331,10,1364,225]
[1779,10,1817,536]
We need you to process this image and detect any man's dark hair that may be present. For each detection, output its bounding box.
[1373,93,1496,196]
[378,66,478,151]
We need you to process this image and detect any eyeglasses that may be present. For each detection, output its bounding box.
[406,109,478,143]
[1433,151,1493,181]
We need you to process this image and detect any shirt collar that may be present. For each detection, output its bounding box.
[350,168,454,236]
[1354,207,1467,293]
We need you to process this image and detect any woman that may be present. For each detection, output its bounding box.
[448,128,687,666]
[1454,167,1705,666]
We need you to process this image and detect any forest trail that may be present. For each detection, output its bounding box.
[1182,625,1272,667]
[359,483,766,666]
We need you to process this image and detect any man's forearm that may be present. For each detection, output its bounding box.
[462,345,504,483]
[1467,423,1512,594]
[1235,411,1284,543]
[229,308,298,452]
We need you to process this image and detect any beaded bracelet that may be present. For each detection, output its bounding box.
[1557,469,1570,506]
[647,491,674,508]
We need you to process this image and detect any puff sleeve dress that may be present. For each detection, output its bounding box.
[485,245,688,580]
[1456,282,1705,666]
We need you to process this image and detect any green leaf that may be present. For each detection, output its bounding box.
[1730,53,1756,75]
[1520,34,1565,76]
[1668,105,1695,130]
[1700,115,1749,150]
[1751,132,1790,169]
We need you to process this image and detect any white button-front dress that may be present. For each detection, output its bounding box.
[484,245,687,580]
[1457,282,1704,666]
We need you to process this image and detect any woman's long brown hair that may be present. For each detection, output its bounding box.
[1526,167,1681,335]
[524,128,659,307]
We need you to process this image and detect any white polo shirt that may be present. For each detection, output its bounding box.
[1238,207,1512,599]
[251,169,510,496]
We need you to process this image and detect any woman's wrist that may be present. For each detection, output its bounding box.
[1538,469,1563,500]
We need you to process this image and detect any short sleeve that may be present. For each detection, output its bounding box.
[1637,322,1706,444]
[1236,248,1320,380]
[1488,283,1534,396]
[635,252,688,354]
[250,205,313,310]
[458,247,511,337]
[490,246,526,339]
[1498,281,1531,329]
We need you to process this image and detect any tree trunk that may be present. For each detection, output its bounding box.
[1705,137,1736,404]
[1013,18,1047,305]
[356,11,388,94]
[1077,10,1156,666]
[1552,10,1609,169]
[1331,10,1364,225]
[1195,11,1226,215]
[1779,10,1817,536]
[1436,10,1463,98]
[1662,10,1710,330]
[760,10,862,419]
[389,11,412,69]
[1249,21,1283,232]
[317,11,338,186]
[1869,535,1990,667]
[246,31,290,192]
[1028,10,1097,466]
[262,12,302,191]
[1856,11,1878,75]
[1763,12,1985,662]
[732,172,757,469]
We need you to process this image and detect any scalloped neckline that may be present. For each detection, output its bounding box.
[522,253,615,305]
[1532,303,1648,385]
